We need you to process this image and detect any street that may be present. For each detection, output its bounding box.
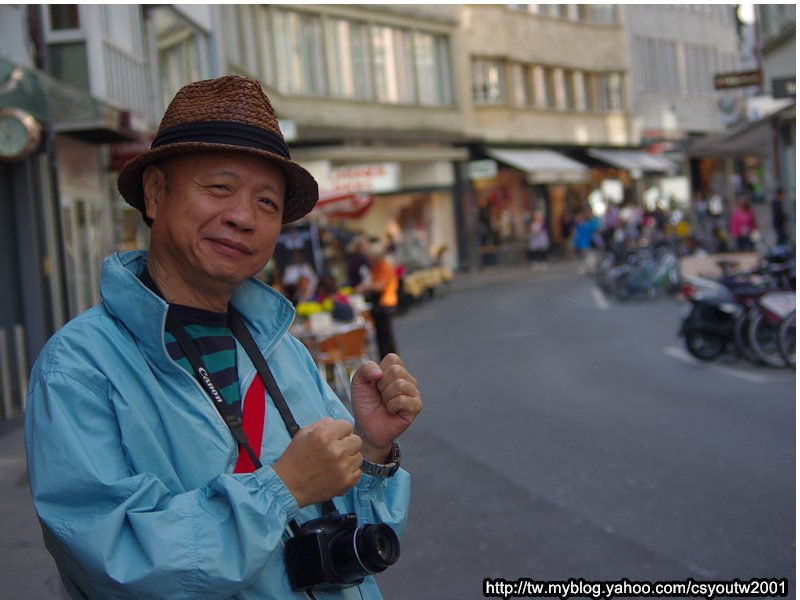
[1,263,794,599]
[379,264,795,599]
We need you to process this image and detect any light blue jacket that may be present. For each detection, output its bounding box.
[24,250,410,600]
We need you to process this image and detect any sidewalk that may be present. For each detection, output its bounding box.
[0,418,65,599]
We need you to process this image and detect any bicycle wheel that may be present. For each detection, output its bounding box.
[748,310,786,367]
[777,310,795,368]
[612,270,644,302]
[733,309,761,364]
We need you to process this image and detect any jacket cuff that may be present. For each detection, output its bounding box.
[256,466,300,522]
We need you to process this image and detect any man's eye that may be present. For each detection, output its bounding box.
[258,198,279,211]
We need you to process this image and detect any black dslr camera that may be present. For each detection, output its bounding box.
[285,513,400,591]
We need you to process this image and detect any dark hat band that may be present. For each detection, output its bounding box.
[152,121,291,160]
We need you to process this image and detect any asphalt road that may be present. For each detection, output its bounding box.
[378,266,795,599]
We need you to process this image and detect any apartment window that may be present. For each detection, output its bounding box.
[154,7,210,112]
[274,9,327,96]
[580,4,616,24]
[414,32,453,106]
[372,25,416,104]
[531,65,545,108]
[50,5,80,30]
[676,42,688,94]
[575,71,588,111]
[101,6,142,55]
[473,59,505,104]
[239,5,261,76]
[666,41,679,93]
[509,64,529,107]
[326,18,373,100]
[563,70,576,110]
[543,67,557,109]
[584,73,596,110]
[632,37,646,93]
[554,69,566,110]
[48,43,90,91]
[547,5,567,18]
[597,73,623,111]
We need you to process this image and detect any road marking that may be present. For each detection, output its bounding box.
[591,287,610,311]
[662,346,793,384]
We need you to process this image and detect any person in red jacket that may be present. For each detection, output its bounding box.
[730,196,758,251]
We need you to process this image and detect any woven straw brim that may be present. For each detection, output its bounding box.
[117,143,319,225]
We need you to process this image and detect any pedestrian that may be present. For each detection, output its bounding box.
[356,241,399,359]
[730,195,758,251]
[282,247,319,295]
[527,212,550,271]
[346,234,371,288]
[771,187,788,246]
[24,75,422,600]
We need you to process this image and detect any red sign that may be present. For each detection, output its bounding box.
[110,138,154,172]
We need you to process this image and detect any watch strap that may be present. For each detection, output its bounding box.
[361,440,401,478]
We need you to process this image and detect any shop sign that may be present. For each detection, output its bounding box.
[771,77,796,99]
[713,70,761,90]
[467,159,498,181]
[110,138,154,172]
[328,162,399,194]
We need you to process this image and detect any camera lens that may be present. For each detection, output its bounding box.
[355,524,400,573]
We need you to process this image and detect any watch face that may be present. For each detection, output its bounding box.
[0,109,41,160]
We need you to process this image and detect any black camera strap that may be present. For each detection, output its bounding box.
[227,308,338,518]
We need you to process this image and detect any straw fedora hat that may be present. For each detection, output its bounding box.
[117,75,318,224]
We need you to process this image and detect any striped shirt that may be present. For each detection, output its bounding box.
[165,304,241,416]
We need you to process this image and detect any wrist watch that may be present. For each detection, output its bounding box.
[361,440,401,478]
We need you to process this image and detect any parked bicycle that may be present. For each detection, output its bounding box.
[610,246,681,302]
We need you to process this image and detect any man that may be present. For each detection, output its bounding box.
[24,76,421,599]
[357,242,399,359]
[771,187,787,246]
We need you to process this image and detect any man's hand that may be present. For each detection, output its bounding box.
[272,418,362,508]
[350,354,422,464]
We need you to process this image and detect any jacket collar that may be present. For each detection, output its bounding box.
[100,251,295,362]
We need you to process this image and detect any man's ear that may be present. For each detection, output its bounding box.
[142,164,165,222]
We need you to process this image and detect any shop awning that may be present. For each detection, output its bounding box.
[486,149,588,183]
[686,102,794,159]
[588,148,678,174]
[311,191,374,219]
[0,57,141,143]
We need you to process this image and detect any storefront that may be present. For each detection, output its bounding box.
[688,101,795,240]
[470,148,590,262]
[295,147,465,278]
[0,57,138,418]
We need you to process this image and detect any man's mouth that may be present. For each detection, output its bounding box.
[207,238,253,255]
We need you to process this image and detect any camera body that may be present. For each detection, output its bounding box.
[285,513,400,592]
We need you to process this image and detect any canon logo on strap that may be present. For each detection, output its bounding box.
[198,367,224,404]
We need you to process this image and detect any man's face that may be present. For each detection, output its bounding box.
[143,151,286,294]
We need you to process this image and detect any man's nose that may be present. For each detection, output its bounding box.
[221,193,257,230]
